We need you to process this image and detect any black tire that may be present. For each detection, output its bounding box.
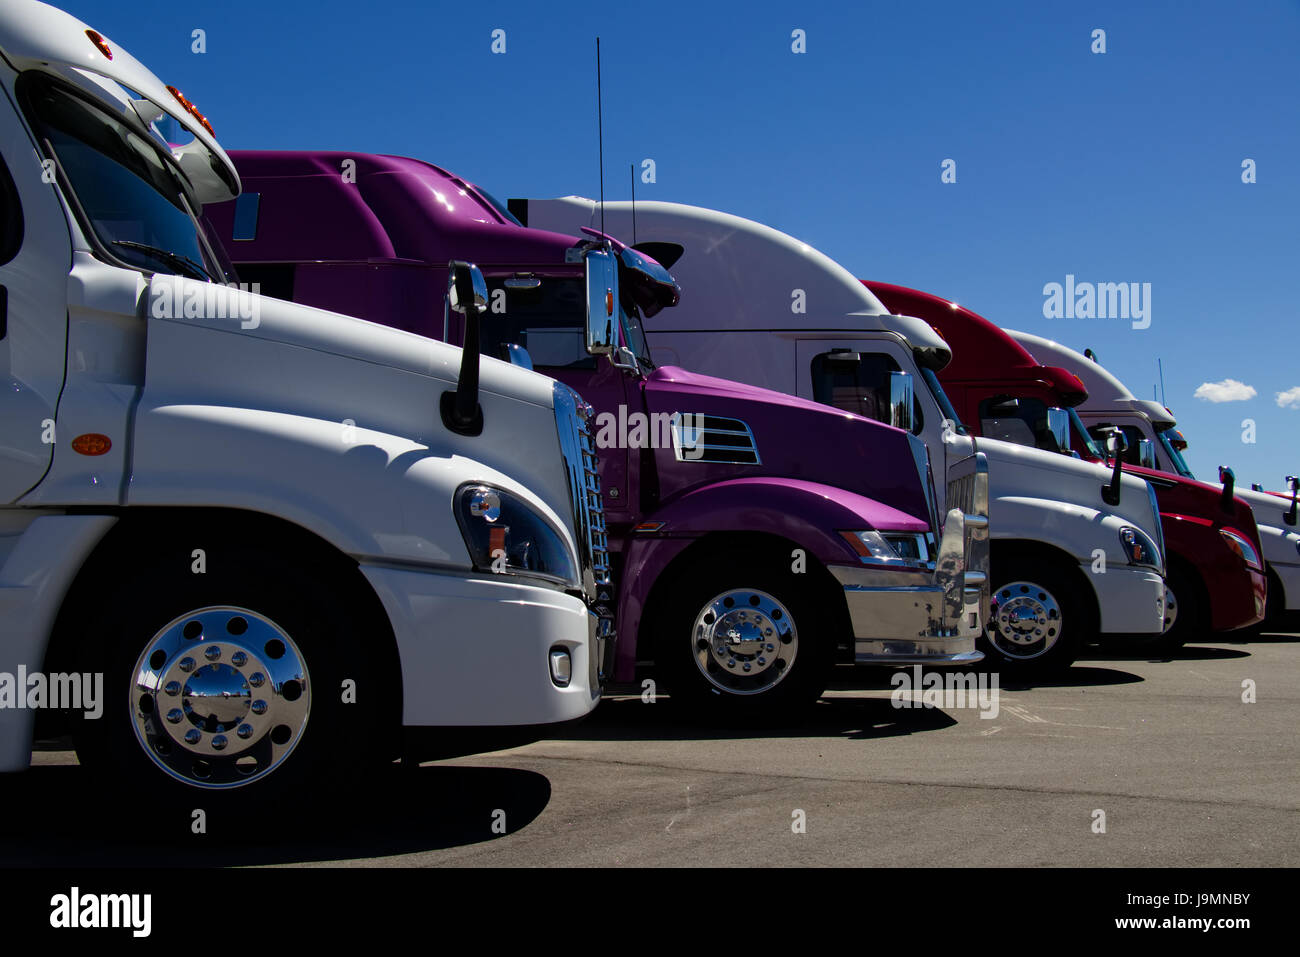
[1140,561,1201,656]
[979,556,1089,678]
[69,537,388,816]
[652,550,833,718]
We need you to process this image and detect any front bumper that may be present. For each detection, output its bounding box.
[829,496,990,665]
[1092,563,1166,636]
[361,564,603,726]
[830,564,985,664]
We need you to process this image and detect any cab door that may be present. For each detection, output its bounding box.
[0,87,72,503]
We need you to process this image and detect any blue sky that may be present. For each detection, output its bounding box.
[66,0,1300,488]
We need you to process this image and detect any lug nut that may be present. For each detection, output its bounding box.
[178,657,195,673]
[237,724,254,739]
[204,645,221,661]
[166,708,183,724]
[164,681,181,696]
[184,729,201,745]
[251,699,268,715]
[249,672,265,688]
[231,651,247,667]
[211,735,228,751]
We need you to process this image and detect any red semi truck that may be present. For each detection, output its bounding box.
[866,281,1267,652]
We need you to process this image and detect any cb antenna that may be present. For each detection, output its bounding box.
[596,37,605,238]
[630,163,637,245]
[1158,357,1167,406]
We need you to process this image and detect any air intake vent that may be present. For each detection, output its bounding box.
[672,414,760,465]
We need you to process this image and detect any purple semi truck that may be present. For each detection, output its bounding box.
[204,151,990,716]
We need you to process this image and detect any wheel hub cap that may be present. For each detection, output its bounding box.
[130,607,311,788]
[692,589,797,695]
[989,581,1062,660]
[1161,585,1178,633]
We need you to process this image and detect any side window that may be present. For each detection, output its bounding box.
[810,349,923,434]
[979,396,1057,451]
[0,151,23,266]
[479,276,595,370]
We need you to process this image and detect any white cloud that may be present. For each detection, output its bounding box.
[1194,378,1257,403]
[1277,387,1300,409]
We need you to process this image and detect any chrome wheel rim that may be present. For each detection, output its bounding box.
[1161,585,1178,634]
[129,606,311,789]
[691,588,797,695]
[988,581,1063,661]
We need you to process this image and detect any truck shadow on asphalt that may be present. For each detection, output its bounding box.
[549,693,960,743]
[0,763,551,866]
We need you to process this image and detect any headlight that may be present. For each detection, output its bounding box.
[1220,528,1262,570]
[1118,526,1161,569]
[839,530,931,566]
[840,530,901,563]
[455,484,578,586]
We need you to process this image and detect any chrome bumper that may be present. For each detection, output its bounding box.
[588,608,616,690]
[831,491,991,665]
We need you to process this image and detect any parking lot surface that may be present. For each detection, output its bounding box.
[3,631,1296,868]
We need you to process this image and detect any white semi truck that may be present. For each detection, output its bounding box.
[1010,330,1300,626]
[517,197,1168,674]
[0,0,611,801]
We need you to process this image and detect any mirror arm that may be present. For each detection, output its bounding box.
[1285,475,1298,527]
[1218,466,1236,515]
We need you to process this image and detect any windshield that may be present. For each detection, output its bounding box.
[1156,428,1195,479]
[20,76,222,282]
[919,367,967,435]
[1069,408,1106,459]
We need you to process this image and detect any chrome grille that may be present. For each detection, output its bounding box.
[553,383,611,598]
[671,414,761,465]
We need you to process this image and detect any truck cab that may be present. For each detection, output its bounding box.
[1009,329,1297,628]
[518,198,1170,676]
[0,0,610,804]
[206,151,990,716]
[867,283,1266,650]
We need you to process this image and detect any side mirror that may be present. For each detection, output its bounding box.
[585,247,618,357]
[1137,438,1156,469]
[1169,430,1188,452]
[1285,474,1298,527]
[441,261,489,436]
[1046,407,1071,454]
[503,343,533,371]
[1218,465,1236,515]
[1100,427,1127,506]
[888,371,914,432]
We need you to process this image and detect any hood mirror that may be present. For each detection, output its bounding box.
[1100,427,1127,506]
[888,371,914,432]
[1285,475,1298,526]
[1219,465,1236,514]
[441,261,489,436]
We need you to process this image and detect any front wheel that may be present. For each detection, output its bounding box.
[979,558,1088,677]
[654,553,832,717]
[70,540,386,811]
[1140,563,1200,656]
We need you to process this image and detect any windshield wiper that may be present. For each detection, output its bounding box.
[111,240,212,281]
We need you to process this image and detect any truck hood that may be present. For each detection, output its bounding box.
[959,434,1161,534]
[645,365,932,531]
[148,275,557,411]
